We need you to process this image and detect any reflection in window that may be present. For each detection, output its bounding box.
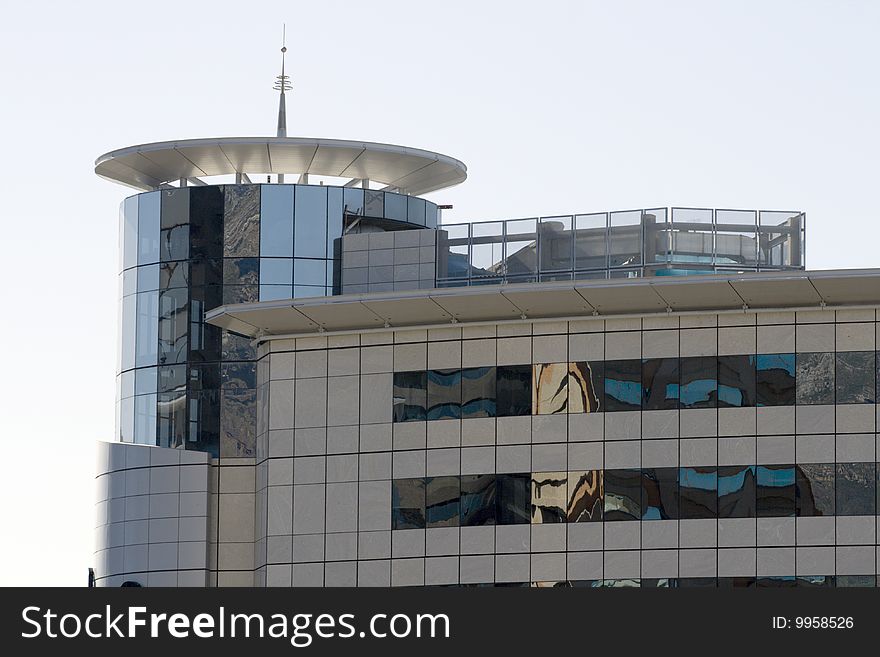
[679,467,717,519]
[797,575,834,588]
[795,464,835,516]
[259,184,294,257]
[427,369,462,420]
[531,472,567,523]
[392,478,426,530]
[158,288,188,365]
[392,371,427,422]
[642,468,679,520]
[718,465,756,518]
[795,352,834,405]
[496,365,532,416]
[220,389,256,458]
[604,360,642,412]
[426,476,460,527]
[461,367,496,418]
[756,465,795,517]
[567,470,603,522]
[836,462,876,516]
[137,192,161,265]
[294,186,328,258]
[567,361,602,413]
[223,185,260,257]
[836,352,875,404]
[160,188,190,262]
[460,474,496,526]
[364,190,384,218]
[642,358,680,410]
[533,363,569,414]
[189,187,224,260]
[604,469,641,520]
[718,355,756,407]
[836,575,877,588]
[497,474,530,524]
[680,356,717,408]
[756,353,795,406]
[157,390,186,449]
[134,291,159,368]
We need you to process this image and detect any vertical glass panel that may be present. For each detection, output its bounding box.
[294,258,327,287]
[461,367,496,418]
[836,351,875,404]
[188,187,224,260]
[137,264,160,292]
[609,210,642,268]
[531,472,567,523]
[836,463,876,516]
[670,207,713,267]
[679,466,717,519]
[641,468,679,520]
[426,476,460,528]
[294,185,328,258]
[759,211,803,268]
[756,353,795,406]
[680,356,717,408]
[133,393,157,445]
[259,184,294,257]
[460,474,496,526]
[160,188,190,262]
[392,478,426,530]
[384,192,407,222]
[574,212,607,271]
[221,389,256,458]
[757,465,795,517]
[120,293,137,372]
[795,352,834,405]
[497,473,530,524]
[718,465,756,518]
[157,390,187,449]
[222,330,256,361]
[188,362,220,392]
[836,575,876,587]
[715,209,757,269]
[603,469,642,520]
[603,359,642,411]
[795,464,835,516]
[189,286,223,363]
[158,364,187,393]
[407,196,426,226]
[158,288,188,365]
[496,365,532,417]
[122,269,138,296]
[188,389,220,457]
[642,358,680,410]
[437,224,470,280]
[160,260,188,290]
[643,208,670,265]
[134,290,159,368]
[223,185,260,257]
[797,575,834,588]
[470,222,504,280]
[392,371,427,422]
[122,195,139,270]
[538,216,573,272]
[343,188,364,217]
[259,257,293,286]
[119,396,134,443]
[504,218,538,279]
[327,187,344,258]
[364,189,384,217]
[137,192,161,265]
[718,355,756,407]
[427,369,461,420]
[425,202,438,229]
[223,258,259,303]
[566,470,603,522]
[567,361,603,413]
[221,362,256,389]
[533,363,568,414]
[134,366,158,396]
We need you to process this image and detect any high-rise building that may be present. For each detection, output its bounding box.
[92,47,878,589]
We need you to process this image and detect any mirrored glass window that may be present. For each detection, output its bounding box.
[496,365,532,417]
[756,353,795,406]
[134,291,159,368]
[538,216,573,272]
[426,476,460,528]
[497,473,530,524]
[718,465,756,518]
[122,195,139,270]
[157,390,187,449]
[531,472,567,523]
[223,185,260,257]
[221,362,257,389]
[137,192,161,266]
[158,288,188,365]
[160,188,190,262]
[384,192,407,222]
[134,366,158,396]
[188,187,224,260]
[133,393,157,446]
[294,258,327,287]
[260,257,293,286]
[566,470,603,522]
[679,466,717,519]
[836,575,877,588]
[392,478,426,530]
[604,359,641,411]
[680,356,717,408]
[343,188,364,217]
[160,260,188,290]
[533,363,568,414]
[757,465,795,517]
[364,190,384,218]
[460,474,496,526]
[427,369,462,420]
[795,464,835,517]
[259,184,294,257]
[604,469,641,520]
[392,371,427,422]
[407,196,427,226]
[567,361,602,413]
[220,389,256,458]
[836,351,875,404]
[642,358,680,410]
[836,462,876,516]
[294,185,327,258]
[327,187,344,257]
[641,468,679,520]
[609,210,642,268]
[796,352,834,405]
[461,367,496,418]
[718,355,756,407]
[188,362,220,391]
[188,389,220,457]
[574,213,607,270]
[157,364,187,393]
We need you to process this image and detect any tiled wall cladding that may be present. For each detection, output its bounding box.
[251,310,880,588]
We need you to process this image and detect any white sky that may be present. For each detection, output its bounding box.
[1,0,878,585]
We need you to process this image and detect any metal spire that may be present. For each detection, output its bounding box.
[274,24,292,138]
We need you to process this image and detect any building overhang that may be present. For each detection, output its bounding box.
[95,136,467,195]
[204,268,880,339]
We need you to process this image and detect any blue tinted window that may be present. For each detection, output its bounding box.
[718,355,756,407]
[260,258,293,285]
[679,466,717,519]
[294,185,327,258]
[756,353,795,406]
[137,192,161,265]
[294,258,327,287]
[604,360,642,411]
[718,465,756,518]
[259,185,294,257]
[392,478,426,530]
[757,465,796,517]
[642,358,679,410]
[680,356,717,408]
[122,196,138,270]
[327,187,344,258]
[384,192,407,222]
[343,188,364,216]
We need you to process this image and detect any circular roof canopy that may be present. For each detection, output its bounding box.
[95,136,467,195]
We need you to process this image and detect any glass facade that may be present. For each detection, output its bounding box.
[437,207,804,286]
[118,184,438,456]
